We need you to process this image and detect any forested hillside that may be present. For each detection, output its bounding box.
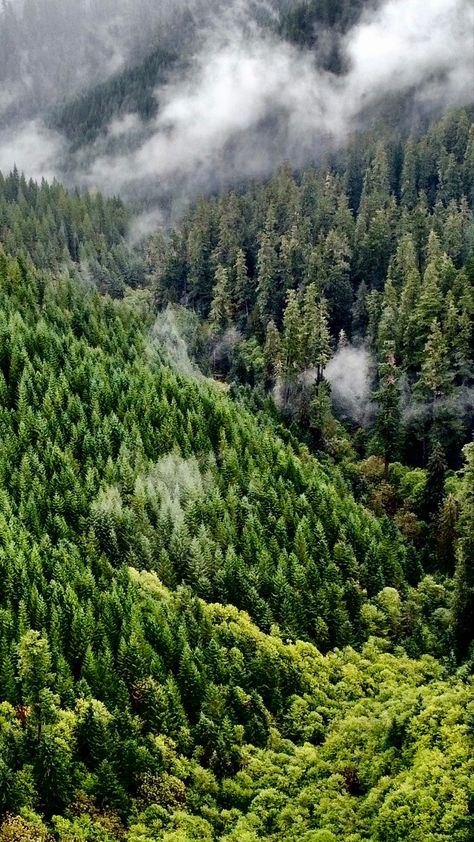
[153,107,473,463]
[0,0,473,838]
[50,46,180,151]
[0,171,143,294]
[0,239,472,840]
[150,108,473,579]
[49,0,370,149]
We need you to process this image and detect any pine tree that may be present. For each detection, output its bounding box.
[400,138,419,210]
[234,248,251,318]
[375,342,402,477]
[352,281,370,339]
[187,213,214,314]
[420,441,447,521]
[281,290,302,380]
[178,644,202,721]
[377,279,399,352]
[309,381,334,449]
[264,320,281,385]
[399,268,422,364]
[313,300,332,385]
[17,630,54,740]
[418,319,452,402]
[337,329,349,350]
[209,265,232,332]
[279,225,305,294]
[452,290,474,383]
[436,493,459,575]
[317,229,353,333]
[411,261,443,363]
[256,227,278,322]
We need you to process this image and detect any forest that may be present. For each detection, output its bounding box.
[0,0,473,840]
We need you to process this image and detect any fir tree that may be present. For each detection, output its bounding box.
[375,342,402,477]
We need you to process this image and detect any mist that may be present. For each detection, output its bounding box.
[92,451,215,530]
[147,305,203,380]
[79,0,474,209]
[326,346,375,426]
[0,0,472,217]
[140,452,215,527]
[0,0,194,124]
[0,121,64,183]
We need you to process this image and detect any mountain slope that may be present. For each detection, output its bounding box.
[0,2,472,836]
[0,244,413,654]
[0,237,470,837]
[48,0,374,155]
[153,107,474,471]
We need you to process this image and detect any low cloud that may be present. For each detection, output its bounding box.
[147,305,203,380]
[128,208,167,245]
[142,452,215,526]
[326,346,375,426]
[402,384,474,426]
[0,0,472,210]
[0,120,65,183]
[0,0,196,124]
[78,0,473,202]
[108,113,144,139]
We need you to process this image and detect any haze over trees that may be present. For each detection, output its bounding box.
[0,0,473,840]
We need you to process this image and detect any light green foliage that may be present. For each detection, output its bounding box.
[0,97,472,841]
[0,244,428,830]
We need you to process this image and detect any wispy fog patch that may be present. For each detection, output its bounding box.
[142,452,215,526]
[147,305,203,380]
[128,208,166,245]
[0,0,197,123]
[0,120,65,182]
[108,113,144,139]
[211,328,243,368]
[326,346,375,426]
[343,0,473,110]
[92,452,215,529]
[401,384,474,425]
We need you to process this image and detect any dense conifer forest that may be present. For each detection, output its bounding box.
[0,0,473,839]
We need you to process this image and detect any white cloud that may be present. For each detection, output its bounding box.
[326,346,375,425]
[0,121,64,183]
[1,0,472,197]
[80,0,473,200]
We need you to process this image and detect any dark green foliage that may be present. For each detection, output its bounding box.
[51,46,179,149]
[374,342,402,475]
[452,444,474,659]
[0,244,416,817]
[0,48,472,836]
[0,231,469,836]
[0,170,144,293]
[153,108,473,468]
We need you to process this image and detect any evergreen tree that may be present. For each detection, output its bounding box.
[17,630,54,740]
[300,284,331,376]
[436,493,459,575]
[420,441,447,521]
[264,320,282,385]
[256,226,278,322]
[209,265,232,332]
[375,343,402,477]
[280,290,302,380]
[234,248,251,318]
[418,319,453,402]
